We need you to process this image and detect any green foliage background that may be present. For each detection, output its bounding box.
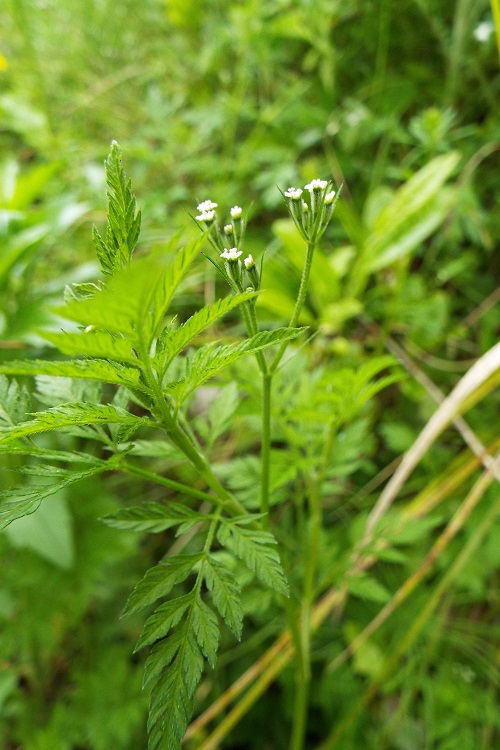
[0,0,499,748]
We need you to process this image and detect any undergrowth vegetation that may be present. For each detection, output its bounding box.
[0,1,499,749]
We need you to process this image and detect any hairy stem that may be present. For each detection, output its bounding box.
[290,476,322,750]
[270,240,316,375]
[141,353,247,518]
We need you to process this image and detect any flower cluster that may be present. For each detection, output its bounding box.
[195,200,260,293]
[282,178,339,242]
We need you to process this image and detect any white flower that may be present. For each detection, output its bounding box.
[230,205,243,219]
[220,247,242,261]
[284,187,303,200]
[224,224,233,235]
[196,210,216,222]
[473,21,494,43]
[305,179,328,191]
[302,201,309,212]
[324,190,336,205]
[197,199,218,212]
[244,254,255,269]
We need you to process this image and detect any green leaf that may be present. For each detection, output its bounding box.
[43,330,140,365]
[196,382,240,446]
[125,440,184,459]
[122,554,204,616]
[192,594,219,667]
[93,141,141,275]
[150,236,204,334]
[102,502,209,533]
[0,358,145,390]
[54,256,165,340]
[217,520,289,596]
[362,153,460,273]
[142,590,220,750]
[204,555,243,639]
[147,626,203,750]
[134,592,195,652]
[166,326,305,404]
[156,291,258,371]
[4,491,74,568]
[0,462,107,529]
[0,374,30,425]
[346,573,391,603]
[0,402,151,444]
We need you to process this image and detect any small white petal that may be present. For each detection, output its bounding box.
[196,210,215,222]
[224,224,233,235]
[474,21,494,42]
[324,191,336,205]
[197,199,218,211]
[284,187,303,200]
[220,247,243,261]
[305,179,328,191]
[244,254,255,269]
[230,206,243,219]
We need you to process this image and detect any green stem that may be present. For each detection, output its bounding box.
[260,374,272,526]
[270,241,316,375]
[120,461,219,505]
[141,353,247,518]
[290,475,322,750]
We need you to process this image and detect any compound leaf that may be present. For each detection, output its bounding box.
[204,555,243,639]
[217,519,289,596]
[103,502,209,534]
[0,403,151,444]
[122,554,204,616]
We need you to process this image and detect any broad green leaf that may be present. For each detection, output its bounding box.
[0,462,107,529]
[0,403,151,444]
[103,502,209,533]
[361,153,460,273]
[0,358,145,390]
[122,553,204,616]
[364,190,456,272]
[157,290,258,371]
[204,555,243,639]
[165,326,305,404]
[4,491,74,568]
[345,573,391,603]
[217,520,289,596]
[134,592,195,652]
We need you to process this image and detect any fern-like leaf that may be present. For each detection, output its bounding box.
[103,502,210,534]
[165,326,305,404]
[93,141,141,275]
[156,290,258,372]
[0,462,108,529]
[0,403,151,444]
[122,554,205,616]
[217,519,289,596]
[0,374,30,425]
[0,358,145,390]
[134,592,195,652]
[142,591,220,750]
[204,555,243,639]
